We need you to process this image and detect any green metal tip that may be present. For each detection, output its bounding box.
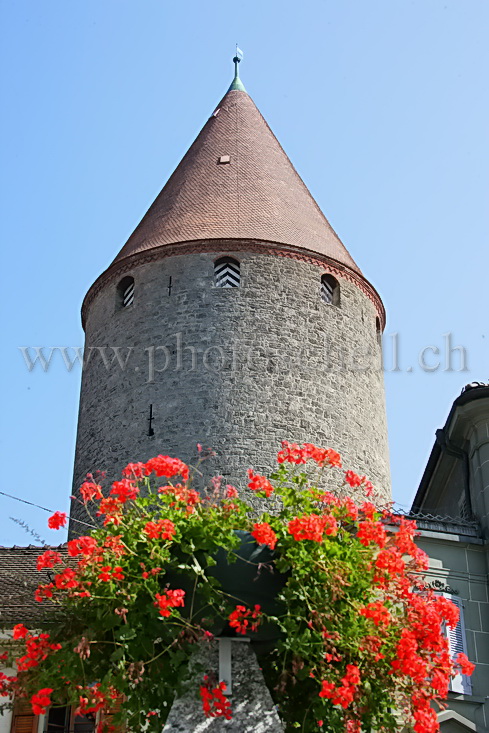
[228,75,247,92]
[228,54,246,92]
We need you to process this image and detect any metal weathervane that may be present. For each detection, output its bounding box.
[229,45,246,93]
[233,44,243,73]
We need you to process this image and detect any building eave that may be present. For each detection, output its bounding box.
[411,384,489,512]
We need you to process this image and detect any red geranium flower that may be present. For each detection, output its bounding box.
[143,518,176,541]
[228,604,262,635]
[97,497,124,526]
[154,589,185,617]
[251,522,277,550]
[110,480,139,502]
[48,511,67,530]
[12,623,29,639]
[288,513,337,542]
[121,462,146,479]
[98,566,124,582]
[374,547,405,577]
[344,470,363,488]
[455,652,475,676]
[342,496,359,521]
[36,549,62,571]
[199,677,232,719]
[357,519,387,548]
[79,481,103,503]
[247,469,274,497]
[35,583,55,603]
[158,483,201,507]
[145,455,189,481]
[277,441,307,465]
[303,443,342,468]
[103,535,126,557]
[31,688,53,715]
[318,665,361,709]
[68,536,98,557]
[76,684,107,716]
[17,633,61,672]
[53,568,78,590]
[359,601,391,626]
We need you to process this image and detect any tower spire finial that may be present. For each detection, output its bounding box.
[229,45,246,92]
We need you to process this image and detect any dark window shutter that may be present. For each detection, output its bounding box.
[98,698,125,732]
[11,699,38,733]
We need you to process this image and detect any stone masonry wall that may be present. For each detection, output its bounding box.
[70,249,391,534]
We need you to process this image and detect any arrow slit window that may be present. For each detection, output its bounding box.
[321,274,340,306]
[117,276,135,308]
[214,257,240,288]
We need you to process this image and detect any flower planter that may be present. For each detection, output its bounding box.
[166,531,288,641]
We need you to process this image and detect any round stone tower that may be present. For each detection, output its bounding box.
[70,60,391,531]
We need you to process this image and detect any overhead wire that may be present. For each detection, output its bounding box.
[0,489,96,529]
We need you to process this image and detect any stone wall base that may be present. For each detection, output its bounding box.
[163,640,284,732]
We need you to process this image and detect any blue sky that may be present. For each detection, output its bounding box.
[1,0,487,546]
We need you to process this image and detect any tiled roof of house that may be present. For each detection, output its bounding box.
[110,83,361,274]
[0,545,67,626]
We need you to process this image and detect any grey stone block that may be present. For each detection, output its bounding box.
[162,640,283,732]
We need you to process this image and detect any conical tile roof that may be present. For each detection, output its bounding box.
[111,83,361,274]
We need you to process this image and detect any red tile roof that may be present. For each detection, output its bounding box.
[111,88,361,274]
[0,545,67,625]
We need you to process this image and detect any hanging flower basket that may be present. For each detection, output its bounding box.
[1,443,475,733]
[160,529,287,640]
[208,530,287,640]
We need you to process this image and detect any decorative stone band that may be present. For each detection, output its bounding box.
[81,239,386,330]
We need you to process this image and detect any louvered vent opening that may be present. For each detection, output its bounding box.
[117,276,135,309]
[376,317,382,345]
[123,282,134,307]
[214,257,240,288]
[321,274,339,305]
